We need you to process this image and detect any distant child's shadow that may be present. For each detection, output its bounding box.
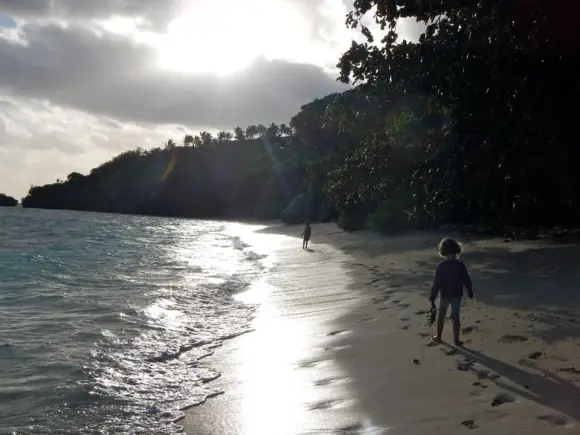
[447,343,580,423]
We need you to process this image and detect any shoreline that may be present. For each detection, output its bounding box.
[184,222,580,434]
[13,205,580,242]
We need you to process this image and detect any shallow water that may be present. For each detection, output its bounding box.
[0,208,274,434]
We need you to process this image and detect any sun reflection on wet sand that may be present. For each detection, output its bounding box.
[185,233,383,435]
[236,281,317,434]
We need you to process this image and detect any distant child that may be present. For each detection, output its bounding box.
[429,237,473,346]
[301,221,312,249]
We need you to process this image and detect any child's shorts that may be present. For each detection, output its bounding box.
[439,298,461,320]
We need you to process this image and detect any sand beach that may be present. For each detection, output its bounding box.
[184,223,580,434]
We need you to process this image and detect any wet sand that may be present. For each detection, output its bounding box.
[184,223,580,434]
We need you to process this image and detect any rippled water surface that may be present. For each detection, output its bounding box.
[0,208,274,434]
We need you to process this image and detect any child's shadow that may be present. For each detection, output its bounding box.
[449,344,580,422]
[305,248,315,252]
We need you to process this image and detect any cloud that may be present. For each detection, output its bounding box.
[0,0,180,29]
[0,21,348,129]
[0,0,424,199]
[0,95,185,199]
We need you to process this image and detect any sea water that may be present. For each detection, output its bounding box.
[0,208,274,434]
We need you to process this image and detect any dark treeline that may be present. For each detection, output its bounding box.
[0,193,17,207]
[22,1,580,231]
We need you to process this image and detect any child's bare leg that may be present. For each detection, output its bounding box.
[451,298,463,345]
[452,318,461,344]
[435,311,445,341]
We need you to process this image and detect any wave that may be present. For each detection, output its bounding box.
[0,211,274,434]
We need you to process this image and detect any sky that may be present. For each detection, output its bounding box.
[0,0,423,199]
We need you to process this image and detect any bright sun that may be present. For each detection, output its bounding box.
[157,0,306,75]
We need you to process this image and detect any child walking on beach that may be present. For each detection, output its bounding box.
[301,221,311,249]
[429,237,473,346]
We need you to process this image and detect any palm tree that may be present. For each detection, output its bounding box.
[193,135,203,147]
[234,126,245,141]
[164,139,176,150]
[183,134,194,147]
[200,132,213,146]
[257,124,267,137]
[217,131,233,142]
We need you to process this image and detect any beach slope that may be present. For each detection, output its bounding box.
[185,223,580,434]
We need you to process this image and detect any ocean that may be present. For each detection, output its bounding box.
[0,208,275,434]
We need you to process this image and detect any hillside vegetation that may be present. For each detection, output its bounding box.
[23,1,580,231]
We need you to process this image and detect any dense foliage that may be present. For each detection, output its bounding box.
[0,193,17,207]
[335,0,580,229]
[22,136,299,219]
[23,1,580,230]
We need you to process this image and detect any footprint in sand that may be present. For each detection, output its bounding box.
[298,360,324,369]
[457,358,476,371]
[472,381,488,388]
[476,369,500,381]
[323,344,352,352]
[414,309,429,316]
[399,316,410,322]
[461,420,479,429]
[537,415,569,426]
[313,377,350,387]
[499,334,528,343]
[418,332,432,338]
[334,422,385,434]
[400,325,410,330]
[491,393,515,407]
[358,316,379,324]
[307,398,353,410]
[377,306,392,311]
[556,366,580,375]
[299,360,326,368]
[462,326,478,334]
[327,330,351,337]
[528,351,544,360]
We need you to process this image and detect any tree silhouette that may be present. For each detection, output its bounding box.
[245,125,258,139]
[200,132,213,146]
[183,134,194,147]
[217,131,233,141]
[164,139,176,150]
[234,127,245,141]
[0,193,17,206]
[20,3,580,229]
[266,123,279,140]
[279,123,292,137]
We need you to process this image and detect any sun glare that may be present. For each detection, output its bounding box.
[157,0,308,75]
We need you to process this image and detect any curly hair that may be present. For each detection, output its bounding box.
[438,237,462,257]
